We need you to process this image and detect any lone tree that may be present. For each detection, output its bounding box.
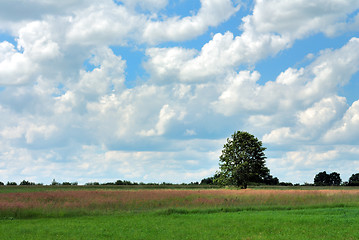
[215,131,269,189]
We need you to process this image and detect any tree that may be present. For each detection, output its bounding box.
[329,172,341,186]
[20,180,35,186]
[200,177,214,185]
[263,174,279,185]
[314,171,330,186]
[215,131,269,189]
[314,171,341,186]
[348,173,359,186]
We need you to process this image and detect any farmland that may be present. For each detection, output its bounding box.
[1,186,359,239]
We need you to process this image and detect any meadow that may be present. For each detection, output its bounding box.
[1,186,359,239]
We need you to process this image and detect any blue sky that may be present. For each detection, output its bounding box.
[1,0,359,185]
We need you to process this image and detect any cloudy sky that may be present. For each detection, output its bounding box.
[1,0,359,185]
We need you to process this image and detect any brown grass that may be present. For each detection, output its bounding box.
[1,189,359,217]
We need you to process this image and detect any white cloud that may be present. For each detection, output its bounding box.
[244,0,359,39]
[261,38,359,145]
[324,100,359,143]
[0,41,35,85]
[145,47,198,82]
[144,0,359,83]
[297,96,347,128]
[17,21,60,60]
[214,37,359,119]
[143,0,240,44]
[0,20,62,85]
[212,70,261,116]
[120,0,168,12]
[139,104,177,137]
[66,2,144,46]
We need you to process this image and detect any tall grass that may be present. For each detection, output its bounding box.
[1,189,359,218]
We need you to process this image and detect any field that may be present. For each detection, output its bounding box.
[1,186,359,239]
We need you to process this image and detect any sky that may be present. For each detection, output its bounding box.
[1,0,359,185]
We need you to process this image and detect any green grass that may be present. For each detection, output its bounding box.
[1,208,359,240]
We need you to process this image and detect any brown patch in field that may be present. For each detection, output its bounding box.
[1,189,359,212]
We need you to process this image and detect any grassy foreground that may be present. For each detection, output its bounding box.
[1,187,359,239]
[1,208,359,240]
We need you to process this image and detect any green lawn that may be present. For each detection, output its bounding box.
[1,207,359,240]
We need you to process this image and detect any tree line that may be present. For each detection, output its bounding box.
[0,179,206,186]
[1,172,359,187]
[313,171,359,186]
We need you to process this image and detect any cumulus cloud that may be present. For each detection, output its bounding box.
[120,0,168,12]
[66,2,144,46]
[145,0,359,83]
[324,100,359,143]
[245,0,359,38]
[0,41,35,85]
[0,20,62,85]
[143,0,240,44]
[139,104,177,137]
[0,0,359,184]
[262,38,359,144]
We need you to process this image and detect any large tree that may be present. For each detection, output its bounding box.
[215,131,269,189]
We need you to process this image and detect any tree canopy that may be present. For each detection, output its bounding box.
[215,131,271,189]
[348,173,359,186]
[314,171,341,186]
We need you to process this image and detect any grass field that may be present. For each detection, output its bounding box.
[1,186,359,239]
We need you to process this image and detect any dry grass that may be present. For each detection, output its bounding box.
[1,188,359,217]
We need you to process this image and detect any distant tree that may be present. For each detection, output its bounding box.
[348,173,359,186]
[20,180,35,185]
[200,177,214,185]
[51,179,60,186]
[189,181,199,185]
[0,181,4,186]
[263,174,279,185]
[279,182,293,186]
[314,171,341,186]
[115,180,124,185]
[314,171,330,186]
[6,181,17,186]
[215,131,269,189]
[329,172,341,186]
[102,182,115,185]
